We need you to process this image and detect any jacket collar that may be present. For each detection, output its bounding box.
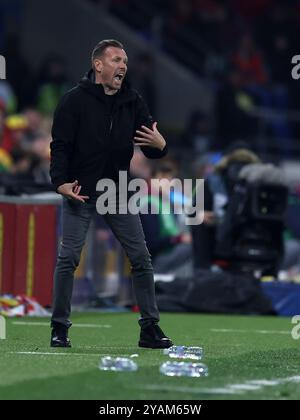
[78,69,136,105]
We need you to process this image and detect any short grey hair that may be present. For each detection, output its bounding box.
[91,39,124,66]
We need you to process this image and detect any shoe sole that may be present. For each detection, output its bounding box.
[138,340,173,349]
[50,342,72,348]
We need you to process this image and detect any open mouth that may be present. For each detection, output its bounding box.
[114,73,124,82]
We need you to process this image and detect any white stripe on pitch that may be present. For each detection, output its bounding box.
[211,328,290,335]
[141,384,244,395]
[142,375,300,396]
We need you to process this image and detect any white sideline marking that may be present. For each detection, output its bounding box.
[211,328,290,335]
[247,380,280,386]
[229,384,261,391]
[253,330,290,335]
[142,385,244,395]
[211,328,249,333]
[142,375,300,396]
[12,322,111,329]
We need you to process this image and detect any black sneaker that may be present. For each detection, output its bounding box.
[139,324,173,349]
[50,325,71,348]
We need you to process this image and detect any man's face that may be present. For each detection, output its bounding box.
[94,47,128,92]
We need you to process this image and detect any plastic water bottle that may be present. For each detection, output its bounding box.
[99,356,138,372]
[163,346,203,360]
[160,361,208,378]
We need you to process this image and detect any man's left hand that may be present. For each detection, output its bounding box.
[134,122,166,151]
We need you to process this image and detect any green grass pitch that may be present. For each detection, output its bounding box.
[0,313,299,400]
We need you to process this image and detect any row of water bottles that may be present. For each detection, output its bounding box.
[161,346,208,377]
[99,346,208,378]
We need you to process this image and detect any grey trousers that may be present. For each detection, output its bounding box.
[51,196,160,329]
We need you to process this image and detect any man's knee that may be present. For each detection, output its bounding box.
[57,244,81,270]
[130,247,153,272]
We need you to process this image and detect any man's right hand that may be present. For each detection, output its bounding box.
[57,180,90,203]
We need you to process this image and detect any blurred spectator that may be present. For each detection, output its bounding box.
[166,0,193,35]
[0,101,5,141]
[231,33,293,155]
[164,0,206,74]
[35,54,70,115]
[268,35,292,86]
[3,35,35,110]
[0,114,28,153]
[215,69,257,148]
[0,80,17,114]
[22,108,43,135]
[228,0,273,22]
[267,34,294,153]
[21,108,44,145]
[140,159,193,276]
[0,146,52,195]
[181,109,211,154]
[0,147,12,173]
[128,52,157,118]
[0,149,38,195]
[192,152,222,180]
[194,0,227,55]
[231,33,268,86]
[256,1,296,56]
[29,133,51,184]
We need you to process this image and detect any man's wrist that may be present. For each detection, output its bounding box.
[55,182,67,193]
[159,140,166,151]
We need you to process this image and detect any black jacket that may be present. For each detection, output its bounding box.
[50,70,167,196]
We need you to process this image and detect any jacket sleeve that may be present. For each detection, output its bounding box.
[50,93,78,191]
[135,93,168,159]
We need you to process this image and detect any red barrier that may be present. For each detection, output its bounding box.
[0,203,17,295]
[0,197,61,306]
